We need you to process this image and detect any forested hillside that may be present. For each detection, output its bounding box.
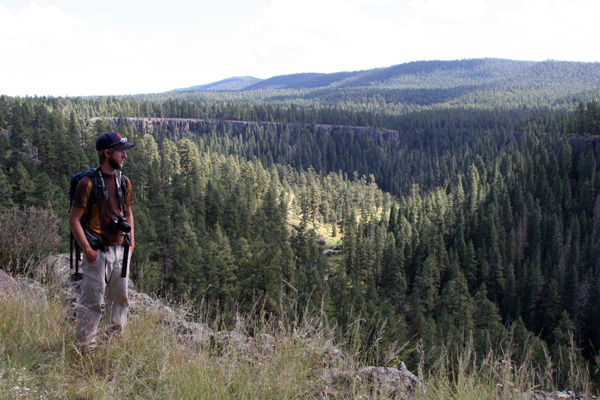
[168,59,600,114]
[2,59,600,391]
[172,76,261,92]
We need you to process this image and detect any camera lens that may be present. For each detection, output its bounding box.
[120,222,131,233]
[110,216,131,232]
[118,217,131,233]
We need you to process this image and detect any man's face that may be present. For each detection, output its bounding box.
[108,149,127,170]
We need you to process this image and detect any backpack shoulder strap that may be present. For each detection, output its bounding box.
[118,172,129,212]
[86,168,100,207]
[82,168,102,228]
[120,173,129,195]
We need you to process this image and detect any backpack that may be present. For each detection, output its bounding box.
[69,168,128,275]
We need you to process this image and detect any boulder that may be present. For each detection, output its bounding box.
[356,363,417,399]
[532,390,599,400]
[321,362,417,399]
[14,277,47,301]
[0,268,17,293]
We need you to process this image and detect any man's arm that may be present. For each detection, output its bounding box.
[125,205,134,252]
[69,206,97,263]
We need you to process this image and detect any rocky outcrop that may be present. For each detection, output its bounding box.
[0,268,17,293]
[0,269,47,299]
[14,277,47,300]
[127,291,215,347]
[321,363,418,398]
[532,391,598,400]
[92,117,402,146]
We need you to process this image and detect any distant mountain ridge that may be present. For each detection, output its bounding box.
[173,59,600,93]
[173,76,261,92]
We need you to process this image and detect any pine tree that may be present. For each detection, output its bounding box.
[438,259,474,336]
[204,180,222,232]
[473,283,504,357]
[178,138,202,180]
[9,162,34,205]
[551,311,583,388]
[0,167,14,209]
[205,225,238,304]
[502,262,520,319]
[161,138,181,188]
[541,279,562,339]
[409,254,441,319]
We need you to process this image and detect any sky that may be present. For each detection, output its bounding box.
[1,0,599,97]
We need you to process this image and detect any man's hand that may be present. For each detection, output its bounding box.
[70,206,98,263]
[85,248,98,263]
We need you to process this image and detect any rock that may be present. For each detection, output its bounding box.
[322,362,417,400]
[259,333,276,353]
[532,390,599,400]
[357,362,417,399]
[128,290,215,347]
[180,322,214,347]
[303,338,349,366]
[215,330,254,351]
[14,277,47,301]
[0,270,47,300]
[0,268,17,293]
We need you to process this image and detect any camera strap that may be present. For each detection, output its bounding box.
[97,170,123,200]
[97,170,126,217]
[115,171,124,199]
[116,171,127,213]
[97,170,130,278]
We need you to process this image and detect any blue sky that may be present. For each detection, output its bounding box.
[1,0,599,97]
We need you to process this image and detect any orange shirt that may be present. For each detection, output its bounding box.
[72,171,134,246]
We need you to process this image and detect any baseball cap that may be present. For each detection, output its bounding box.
[96,132,135,150]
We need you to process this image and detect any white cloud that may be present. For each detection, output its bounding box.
[406,0,489,28]
[0,2,86,42]
[249,0,402,72]
[0,2,177,96]
[497,0,600,41]
[0,38,33,55]
[381,0,600,62]
[0,3,91,95]
[94,27,126,50]
[351,0,398,5]
[487,0,600,61]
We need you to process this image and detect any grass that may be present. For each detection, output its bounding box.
[0,277,349,399]
[1,271,599,399]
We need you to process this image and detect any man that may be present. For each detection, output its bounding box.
[69,132,135,352]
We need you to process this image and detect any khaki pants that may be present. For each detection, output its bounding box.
[76,245,130,349]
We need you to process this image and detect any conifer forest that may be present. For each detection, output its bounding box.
[3,59,600,388]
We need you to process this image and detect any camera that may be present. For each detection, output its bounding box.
[109,215,131,233]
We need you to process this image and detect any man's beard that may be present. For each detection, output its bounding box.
[108,155,122,170]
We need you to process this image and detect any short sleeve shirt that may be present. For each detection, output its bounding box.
[72,171,134,246]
